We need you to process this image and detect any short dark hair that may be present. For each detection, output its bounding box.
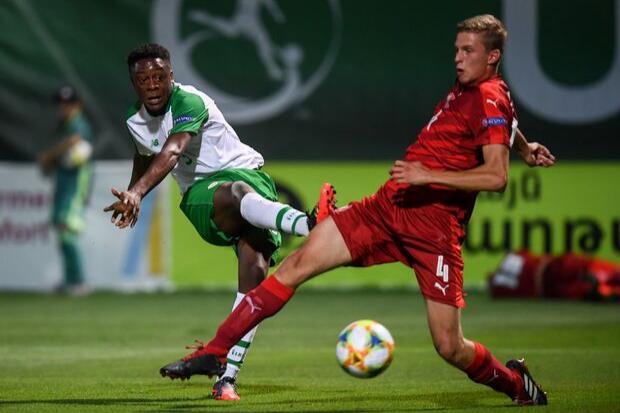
[127,43,171,70]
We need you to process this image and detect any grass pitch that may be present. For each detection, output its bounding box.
[1,290,619,412]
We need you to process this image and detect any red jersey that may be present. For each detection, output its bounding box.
[386,75,517,224]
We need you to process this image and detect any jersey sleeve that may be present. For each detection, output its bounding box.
[169,92,208,136]
[469,84,513,148]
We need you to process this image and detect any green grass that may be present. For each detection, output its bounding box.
[1,291,619,412]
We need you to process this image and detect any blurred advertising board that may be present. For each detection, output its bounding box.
[171,162,620,288]
[0,162,170,291]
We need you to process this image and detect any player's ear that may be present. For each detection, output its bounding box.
[488,49,501,66]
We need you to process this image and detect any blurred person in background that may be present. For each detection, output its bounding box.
[38,86,94,296]
[103,43,334,400]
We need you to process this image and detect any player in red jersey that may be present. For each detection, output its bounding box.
[159,14,555,405]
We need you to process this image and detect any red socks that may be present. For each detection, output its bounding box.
[465,342,522,398]
[205,276,294,358]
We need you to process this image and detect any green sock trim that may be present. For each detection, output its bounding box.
[226,359,243,367]
[291,214,305,235]
[275,206,292,231]
[235,340,252,349]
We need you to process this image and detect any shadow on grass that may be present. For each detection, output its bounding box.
[148,390,513,413]
[0,396,211,407]
[0,383,297,410]
[242,390,513,412]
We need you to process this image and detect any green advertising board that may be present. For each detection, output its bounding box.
[171,161,620,289]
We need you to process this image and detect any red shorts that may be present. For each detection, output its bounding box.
[332,184,467,308]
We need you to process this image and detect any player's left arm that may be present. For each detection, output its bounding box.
[512,128,556,167]
[390,144,509,192]
[106,132,192,228]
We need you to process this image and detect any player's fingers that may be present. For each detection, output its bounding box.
[536,157,553,167]
[118,215,130,228]
[537,146,556,161]
[111,187,123,199]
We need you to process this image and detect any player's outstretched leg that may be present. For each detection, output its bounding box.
[506,358,548,405]
[159,276,295,381]
[159,341,226,380]
[239,182,336,236]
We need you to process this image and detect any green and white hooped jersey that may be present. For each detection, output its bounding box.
[126,83,264,194]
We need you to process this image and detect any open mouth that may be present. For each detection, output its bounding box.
[146,96,162,106]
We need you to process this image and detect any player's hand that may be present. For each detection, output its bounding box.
[520,142,556,168]
[389,160,431,185]
[37,153,55,175]
[103,187,142,228]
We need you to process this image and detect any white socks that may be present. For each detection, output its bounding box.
[240,192,309,236]
[222,292,259,379]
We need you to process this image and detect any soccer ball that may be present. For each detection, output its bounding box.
[336,319,395,378]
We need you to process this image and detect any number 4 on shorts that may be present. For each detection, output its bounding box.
[436,255,449,283]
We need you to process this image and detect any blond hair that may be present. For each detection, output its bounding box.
[457,14,507,53]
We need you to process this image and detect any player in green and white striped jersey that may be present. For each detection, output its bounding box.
[103,44,335,400]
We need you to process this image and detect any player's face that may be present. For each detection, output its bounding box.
[454,32,498,86]
[130,58,174,115]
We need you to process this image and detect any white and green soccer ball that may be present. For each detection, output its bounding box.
[336,319,395,378]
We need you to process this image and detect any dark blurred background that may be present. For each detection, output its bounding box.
[1,0,618,161]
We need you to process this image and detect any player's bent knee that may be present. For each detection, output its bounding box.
[230,181,254,202]
[433,336,465,364]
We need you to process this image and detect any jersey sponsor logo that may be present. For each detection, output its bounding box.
[173,115,193,125]
[485,98,498,108]
[482,116,507,127]
[152,0,342,124]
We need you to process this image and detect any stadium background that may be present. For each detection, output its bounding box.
[0,0,618,289]
[1,2,620,412]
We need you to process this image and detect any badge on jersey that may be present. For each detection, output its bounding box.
[173,115,194,126]
[482,116,507,127]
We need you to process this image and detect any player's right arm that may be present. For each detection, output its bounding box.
[129,151,153,189]
[390,144,509,192]
[104,132,191,228]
